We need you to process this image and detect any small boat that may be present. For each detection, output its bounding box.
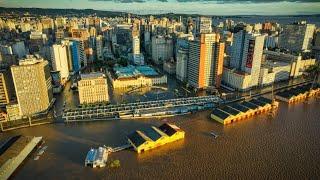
[34,156,40,161]
[210,132,219,138]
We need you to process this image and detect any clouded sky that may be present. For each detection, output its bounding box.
[1,0,320,15]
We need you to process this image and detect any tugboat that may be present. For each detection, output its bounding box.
[210,131,219,138]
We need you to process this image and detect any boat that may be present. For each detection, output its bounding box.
[34,156,40,161]
[85,147,109,168]
[210,132,219,138]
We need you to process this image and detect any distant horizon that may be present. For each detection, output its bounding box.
[1,6,320,16]
[1,0,320,15]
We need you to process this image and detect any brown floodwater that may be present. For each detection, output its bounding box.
[1,99,320,179]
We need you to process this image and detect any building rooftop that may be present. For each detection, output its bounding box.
[142,127,164,141]
[80,72,105,79]
[127,131,147,147]
[219,106,241,116]
[158,123,180,137]
[211,108,231,120]
[113,65,159,79]
[249,99,268,107]
[229,103,250,112]
[239,101,258,110]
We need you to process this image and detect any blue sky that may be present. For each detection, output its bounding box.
[1,0,320,15]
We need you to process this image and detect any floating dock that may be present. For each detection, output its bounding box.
[210,97,279,125]
[0,136,43,180]
[275,84,320,104]
[127,123,185,153]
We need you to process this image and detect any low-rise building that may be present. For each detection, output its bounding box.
[78,72,109,105]
[107,65,167,89]
[127,123,185,153]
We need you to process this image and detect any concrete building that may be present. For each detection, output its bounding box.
[196,17,212,34]
[50,44,69,83]
[11,55,53,116]
[188,33,225,89]
[263,50,316,78]
[107,65,167,89]
[279,22,315,52]
[96,35,104,61]
[127,123,185,153]
[176,48,189,82]
[0,72,10,107]
[78,72,109,105]
[151,35,173,65]
[226,32,265,90]
[12,41,27,59]
[131,34,144,65]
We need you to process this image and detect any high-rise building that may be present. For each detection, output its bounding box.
[65,38,87,71]
[176,48,189,82]
[188,33,225,89]
[196,17,212,34]
[223,32,265,90]
[279,22,315,52]
[78,72,109,104]
[11,55,53,116]
[12,41,27,59]
[151,35,173,65]
[50,44,70,82]
[96,35,104,61]
[132,35,140,55]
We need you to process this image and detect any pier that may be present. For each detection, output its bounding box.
[63,95,222,122]
[0,136,43,180]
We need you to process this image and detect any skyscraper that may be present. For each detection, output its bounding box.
[11,55,53,116]
[223,32,265,90]
[188,33,225,89]
[279,22,315,52]
[50,44,70,82]
[151,35,173,65]
[132,35,140,55]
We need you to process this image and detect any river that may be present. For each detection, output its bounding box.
[1,98,320,179]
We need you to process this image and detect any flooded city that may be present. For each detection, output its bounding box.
[1,99,319,179]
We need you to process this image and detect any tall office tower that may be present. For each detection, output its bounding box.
[11,55,53,116]
[50,44,69,82]
[176,48,189,82]
[78,73,109,105]
[279,22,315,52]
[61,40,74,72]
[96,35,104,61]
[12,41,27,59]
[229,31,265,87]
[132,35,140,55]
[188,33,225,89]
[151,35,173,65]
[66,38,87,71]
[196,17,212,34]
